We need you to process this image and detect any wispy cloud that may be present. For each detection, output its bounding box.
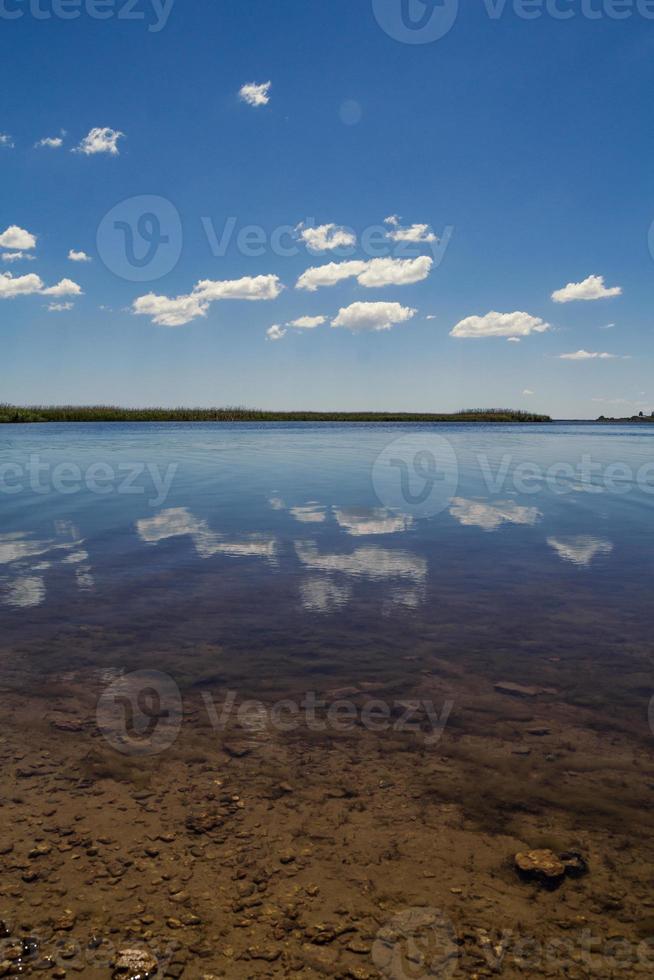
[47,301,74,312]
[0,133,14,148]
[35,135,64,149]
[558,350,625,360]
[68,249,91,262]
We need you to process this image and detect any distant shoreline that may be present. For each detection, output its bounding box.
[0,406,552,424]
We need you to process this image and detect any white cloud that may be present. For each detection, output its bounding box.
[47,302,74,312]
[384,215,437,243]
[523,389,535,396]
[133,274,282,327]
[450,498,542,532]
[2,251,35,263]
[450,311,550,339]
[0,226,37,251]
[295,541,427,583]
[507,337,521,343]
[193,274,282,302]
[333,507,413,536]
[68,249,91,262]
[74,127,125,156]
[239,81,271,107]
[425,314,437,321]
[266,324,286,341]
[289,315,326,329]
[132,293,208,328]
[299,577,352,614]
[547,536,613,566]
[35,136,64,149]
[331,301,416,333]
[558,350,621,360]
[296,255,432,291]
[0,272,45,299]
[136,507,276,562]
[0,133,14,148]
[41,278,83,297]
[551,275,622,303]
[0,272,78,300]
[600,322,615,330]
[296,223,356,252]
[290,504,327,524]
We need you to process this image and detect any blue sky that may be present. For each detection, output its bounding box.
[1,0,653,417]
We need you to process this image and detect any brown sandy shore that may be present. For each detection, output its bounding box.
[1,656,653,979]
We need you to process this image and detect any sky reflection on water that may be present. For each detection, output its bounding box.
[0,422,652,691]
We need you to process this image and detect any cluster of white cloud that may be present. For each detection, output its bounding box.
[384,215,437,243]
[291,216,438,254]
[296,255,433,291]
[239,81,271,107]
[133,274,283,326]
[0,226,87,312]
[0,272,81,300]
[450,273,624,350]
[6,128,124,156]
[551,275,622,304]
[451,311,550,339]
[296,223,356,253]
[268,301,416,340]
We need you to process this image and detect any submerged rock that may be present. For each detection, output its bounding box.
[113,947,158,978]
[515,848,589,887]
[495,681,557,698]
[515,849,566,883]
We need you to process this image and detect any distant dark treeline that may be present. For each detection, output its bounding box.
[0,404,552,424]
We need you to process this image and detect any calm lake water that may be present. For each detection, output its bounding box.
[1,422,653,710]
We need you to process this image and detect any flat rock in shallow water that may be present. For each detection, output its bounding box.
[515,849,566,882]
[113,947,158,978]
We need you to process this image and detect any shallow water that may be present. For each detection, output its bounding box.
[1,421,653,706]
